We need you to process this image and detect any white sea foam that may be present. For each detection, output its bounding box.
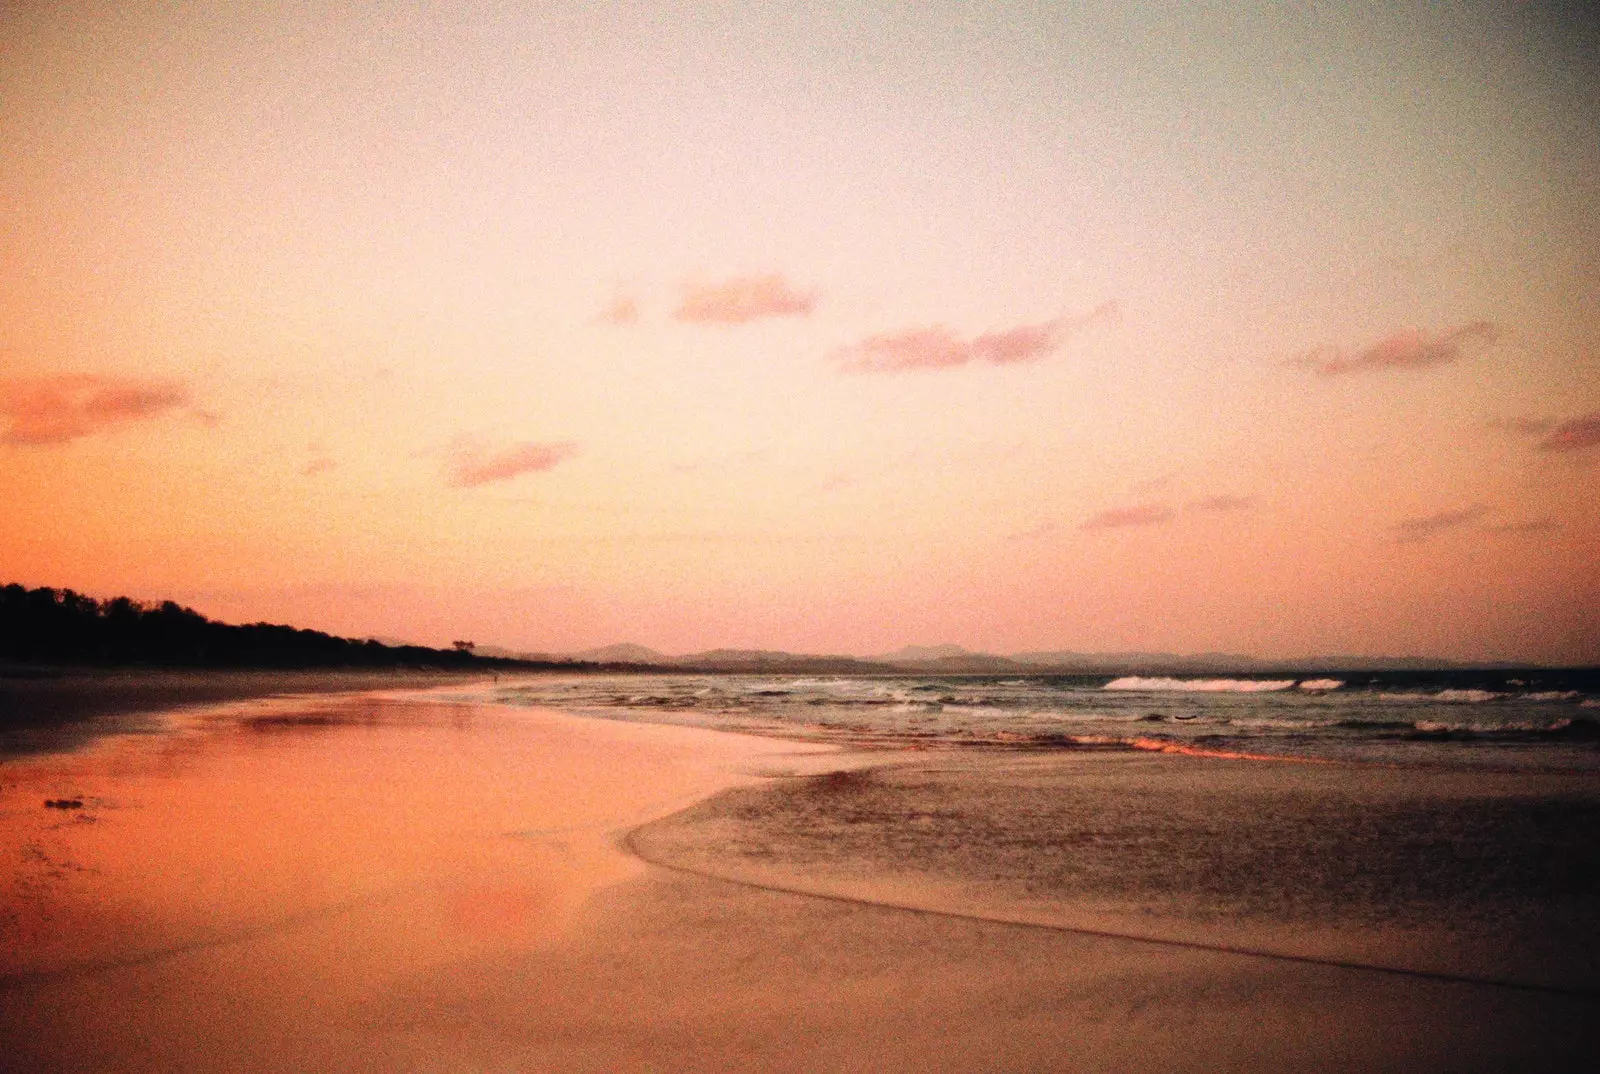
[1433,689,1502,703]
[1413,720,1460,733]
[1297,678,1344,691]
[1524,690,1579,701]
[1103,676,1297,693]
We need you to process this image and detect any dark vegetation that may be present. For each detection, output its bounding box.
[1,584,553,670]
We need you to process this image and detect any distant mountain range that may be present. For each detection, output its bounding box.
[488,641,1497,674]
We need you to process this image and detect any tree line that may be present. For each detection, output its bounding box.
[0,584,535,669]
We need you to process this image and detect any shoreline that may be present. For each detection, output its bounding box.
[0,667,512,756]
[3,685,1597,1071]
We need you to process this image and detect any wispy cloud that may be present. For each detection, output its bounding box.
[836,301,1119,374]
[674,274,816,325]
[596,294,640,327]
[1537,410,1600,452]
[446,440,579,488]
[1392,504,1491,543]
[1485,516,1559,535]
[0,374,191,445]
[1293,321,1498,376]
[1488,416,1553,436]
[1081,503,1175,530]
[1187,494,1253,513]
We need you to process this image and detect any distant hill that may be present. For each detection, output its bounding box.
[886,654,1024,673]
[569,643,669,664]
[551,641,1482,675]
[872,644,974,663]
[1005,650,1477,673]
[1010,650,1259,671]
[670,648,890,673]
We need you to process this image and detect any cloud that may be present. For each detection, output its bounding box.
[1392,504,1490,543]
[301,457,336,477]
[1293,321,1498,376]
[446,440,579,488]
[1488,416,1553,436]
[837,301,1119,374]
[1485,516,1559,535]
[1187,494,1253,513]
[0,374,191,445]
[596,295,640,327]
[674,274,816,325]
[1537,410,1600,452]
[1081,503,1176,530]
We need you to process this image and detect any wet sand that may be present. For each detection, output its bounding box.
[634,752,1600,992]
[0,667,495,755]
[2,690,1597,1071]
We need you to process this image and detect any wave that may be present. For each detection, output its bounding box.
[1297,678,1344,691]
[1378,689,1504,704]
[1103,676,1297,693]
[1433,689,1504,703]
[1408,718,1599,742]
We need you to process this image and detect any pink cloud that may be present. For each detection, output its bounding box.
[1486,516,1559,535]
[1293,320,1498,376]
[446,441,579,488]
[0,374,192,445]
[1081,503,1176,530]
[1537,410,1600,452]
[837,301,1119,374]
[1488,416,1553,436]
[596,295,640,326]
[1392,504,1490,543]
[836,326,970,372]
[674,274,816,325]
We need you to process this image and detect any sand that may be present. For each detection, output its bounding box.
[0,667,495,755]
[2,687,1596,1071]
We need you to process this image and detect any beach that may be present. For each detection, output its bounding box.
[2,683,1597,1071]
[0,668,495,755]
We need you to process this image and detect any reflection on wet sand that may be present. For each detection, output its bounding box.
[0,693,824,1070]
[2,692,1597,1071]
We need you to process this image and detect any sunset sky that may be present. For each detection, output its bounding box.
[3,2,1597,662]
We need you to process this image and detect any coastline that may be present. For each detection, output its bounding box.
[2,684,1596,1071]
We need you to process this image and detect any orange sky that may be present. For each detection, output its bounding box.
[3,2,1597,662]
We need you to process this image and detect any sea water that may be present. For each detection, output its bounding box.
[475,668,1600,772]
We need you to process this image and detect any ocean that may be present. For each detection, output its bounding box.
[474,668,1600,772]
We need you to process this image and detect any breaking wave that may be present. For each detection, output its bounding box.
[1104,676,1297,693]
[486,668,1600,772]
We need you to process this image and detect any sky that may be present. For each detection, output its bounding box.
[3,1,1597,662]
